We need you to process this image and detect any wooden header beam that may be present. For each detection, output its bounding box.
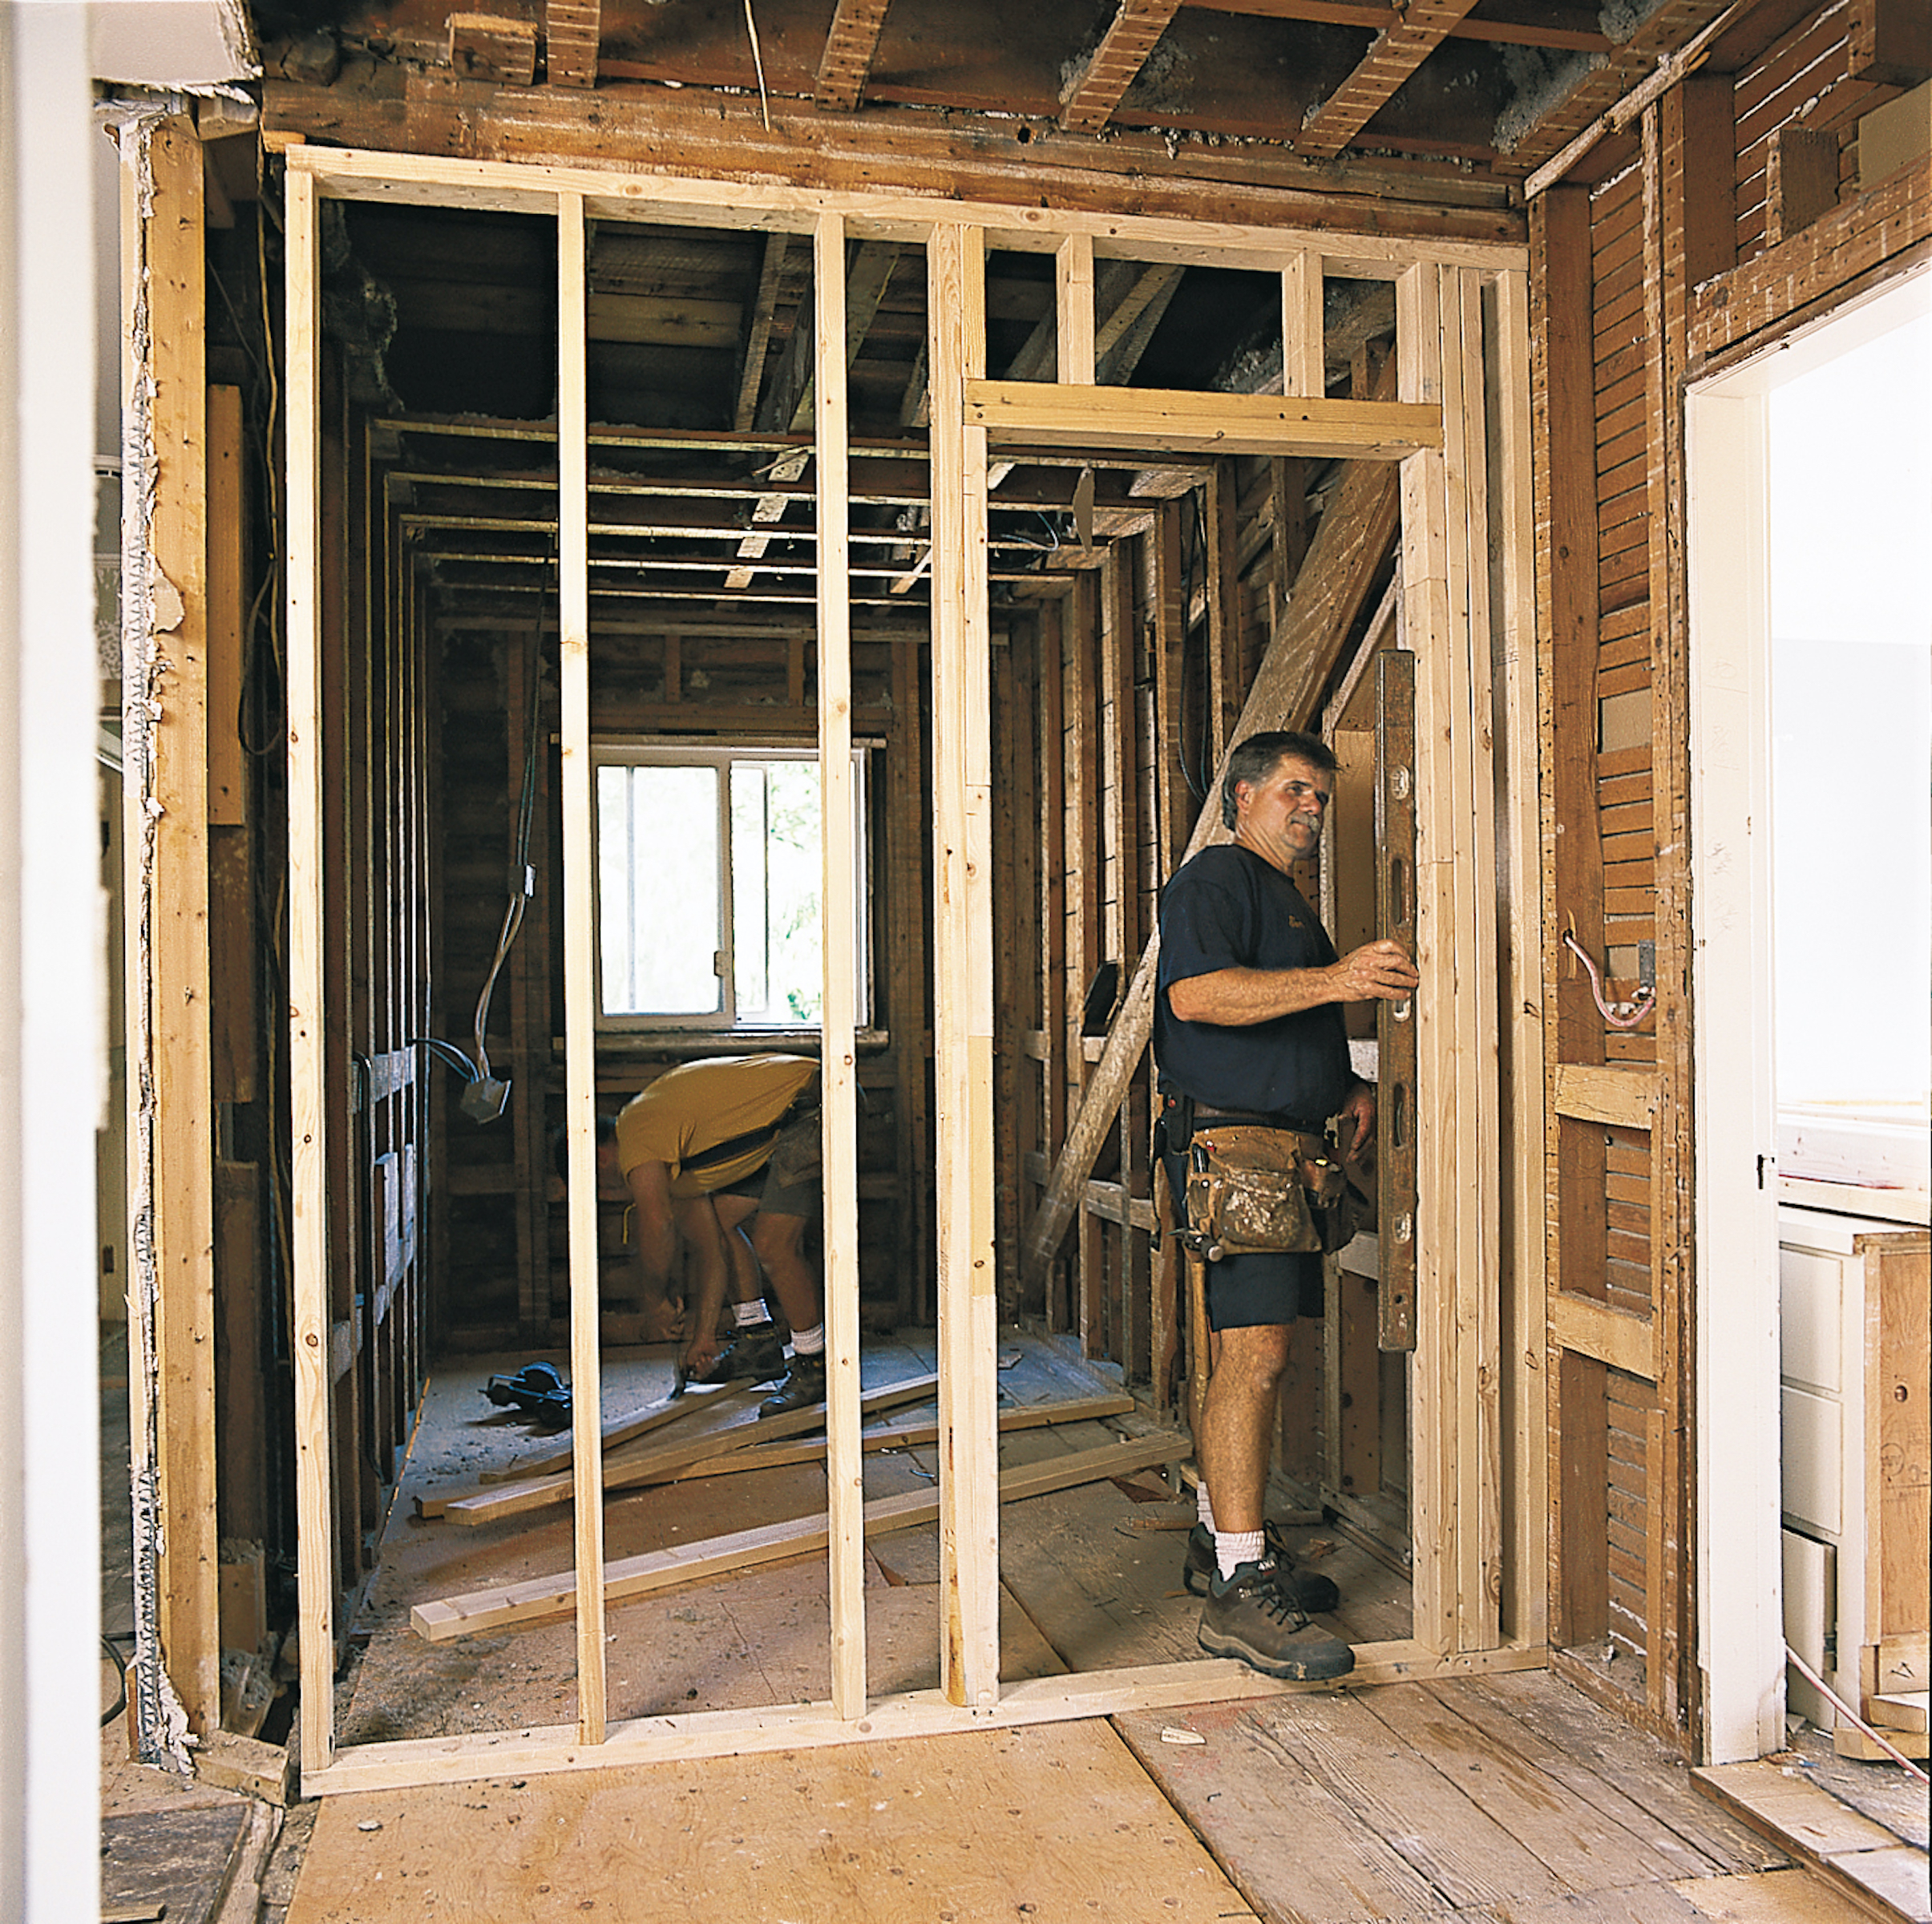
[965,380,1440,459]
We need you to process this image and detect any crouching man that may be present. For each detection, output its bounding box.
[594,1053,827,1417]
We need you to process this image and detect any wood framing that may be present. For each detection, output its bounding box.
[282,143,1532,1794]
[1059,0,1186,134]
[1298,2,1484,161]
[814,0,892,111]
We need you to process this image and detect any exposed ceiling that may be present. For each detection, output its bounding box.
[239,0,1784,625]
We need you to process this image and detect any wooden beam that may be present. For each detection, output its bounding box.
[814,203,867,1723]
[928,223,1000,1712]
[414,1432,1189,1642]
[1765,127,1841,249]
[139,120,220,1740]
[815,0,893,111]
[966,382,1439,459]
[1188,0,1612,53]
[556,188,607,1748]
[1299,2,1484,162]
[1057,233,1096,386]
[732,232,790,433]
[545,0,601,88]
[285,160,335,1777]
[446,10,537,86]
[1060,0,1186,133]
[1517,0,1745,191]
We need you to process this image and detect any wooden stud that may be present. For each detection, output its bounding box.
[928,223,1000,1710]
[285,161,336,1781]
[1281,251,1326,398]
[556,188,608,1748]
[1493,265,1549,1654]
[135,123,220,1737]
[1765,127,1841,249]
[1057,234,1097,386]
[813,209,868,1721]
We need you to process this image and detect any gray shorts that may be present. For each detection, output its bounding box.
[719,1108,821,1219]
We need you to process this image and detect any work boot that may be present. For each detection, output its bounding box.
[1182,1522,1340,1613]
[693,1324,786,1386]
[1198,1555,1355,1681]
[758,1351,827,1418]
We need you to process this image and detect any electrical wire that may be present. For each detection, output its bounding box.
[1562,928,1655,1030]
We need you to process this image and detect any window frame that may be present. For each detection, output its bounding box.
[588,738,874,1035]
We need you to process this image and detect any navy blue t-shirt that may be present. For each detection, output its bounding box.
[1154,843,1352,1121]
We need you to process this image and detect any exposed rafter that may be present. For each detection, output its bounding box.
[1499,0,1743,173]
[1297,0,1483,160]
[1060,0,1186,134]
[1188,0,1611,54]
[733,233,790,432]
[815,0,894,111]
[545,0,600,88]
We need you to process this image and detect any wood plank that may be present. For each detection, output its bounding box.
[675,1392,1138,1479]
[812,206,867,1724]
[556,188,606,1746]
[413,1432,1190,1641]
[928,222,1001,1710]
[1554,1062,1659,1129]
[544,0,600,88]
[285,160,337,1775]
[1550,1292,1655,1380]
[473,1382,761,1485]
[966,380,1440,459]
[441,1372,940,1524]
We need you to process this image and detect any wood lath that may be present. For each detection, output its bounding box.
[1059,0,1186,133]
[1298,1,1484,161]
[814,0,893,111]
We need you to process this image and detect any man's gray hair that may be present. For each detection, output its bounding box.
[1220,730,1337,830]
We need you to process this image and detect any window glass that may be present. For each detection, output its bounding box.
[596,762,721,1017]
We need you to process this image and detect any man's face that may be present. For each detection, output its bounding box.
[1232,753,1332,871]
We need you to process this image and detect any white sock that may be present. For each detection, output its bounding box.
[1215,1528,1265,1581]
[1196,1483,1215,1534]
[733,1301,770,1330]
[790,1323,826,1358]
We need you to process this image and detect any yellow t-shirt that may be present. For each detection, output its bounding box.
[612,1055,817,1198]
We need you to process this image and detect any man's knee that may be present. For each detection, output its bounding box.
[1215,1320,1292,1390]
[750,1209,806,1267]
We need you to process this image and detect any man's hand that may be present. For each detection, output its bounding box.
[1328,939,1419,1004]
[1337,1081,1377,1158]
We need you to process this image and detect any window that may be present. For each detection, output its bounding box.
[592,743,871,1031]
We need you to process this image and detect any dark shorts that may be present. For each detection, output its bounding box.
[717,1108,821,1219]
[1161,1147,1324,1328]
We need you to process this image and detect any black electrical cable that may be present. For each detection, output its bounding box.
[100,1635,131,1728]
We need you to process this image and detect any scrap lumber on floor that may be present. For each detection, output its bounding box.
[483,1378,761,1481]
[672,1389,1134,1481]
[438,1372,940,1526]
[413,1430,1187,1640]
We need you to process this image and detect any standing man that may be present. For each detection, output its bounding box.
[594,1053,829,1417]
[1155,730,1418,1680]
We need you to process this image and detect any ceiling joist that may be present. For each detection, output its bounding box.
[1187,0,1611,54]
[815,0,894,111]
[1297,0,1483,160]
[1059,0,1186,134]
[545,0,600,87]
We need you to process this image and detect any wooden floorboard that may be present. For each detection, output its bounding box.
[284,1721,1261,1924]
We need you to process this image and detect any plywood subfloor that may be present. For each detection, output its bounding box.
[283,1720,1259,1924]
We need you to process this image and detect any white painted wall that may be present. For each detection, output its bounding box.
[1,2,111,1914]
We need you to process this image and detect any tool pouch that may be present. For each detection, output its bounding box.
[1183,1126,1332,1258]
